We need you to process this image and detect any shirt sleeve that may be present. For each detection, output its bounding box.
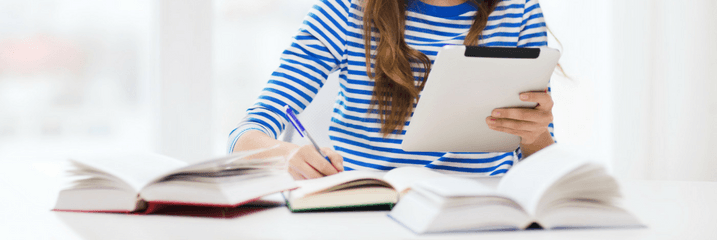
[227,0,349,153]
[515,0,556,160]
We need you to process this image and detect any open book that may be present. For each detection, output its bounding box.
[53,148,296,214]
[388,145,644,233]
[284,167,446,212]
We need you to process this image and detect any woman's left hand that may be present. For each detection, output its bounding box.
[485,90,553,145]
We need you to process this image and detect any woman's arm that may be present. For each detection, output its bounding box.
[519,130,553,157]
[233,130,298,158]
[228,0,350,179]
[486,0,556,158]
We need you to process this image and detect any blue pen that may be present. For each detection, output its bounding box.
[284,105,332,164]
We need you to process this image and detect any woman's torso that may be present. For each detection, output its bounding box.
[329,0,547,175]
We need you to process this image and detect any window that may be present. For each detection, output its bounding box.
[0,0,153,156]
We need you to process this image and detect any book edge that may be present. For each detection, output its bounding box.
[288,202,395,212]
[52,186,298,214]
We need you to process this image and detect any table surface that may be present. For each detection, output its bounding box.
[1,157,716,240]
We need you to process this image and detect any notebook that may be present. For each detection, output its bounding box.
[388,145,644,233]
[53,147,297,214]
[283,167,446,212]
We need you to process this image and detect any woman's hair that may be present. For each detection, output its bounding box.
[362,0,499,136]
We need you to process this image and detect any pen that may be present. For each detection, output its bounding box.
[284,105,332,164]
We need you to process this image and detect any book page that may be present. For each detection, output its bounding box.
[70,153,187,191]
[289,171,385,199]
[146,145,287,184]
[160,145,283,176]
[382,167,446,195]
[412,177,499,198]
[496,144,594,216]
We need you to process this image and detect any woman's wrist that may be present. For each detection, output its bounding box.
[233,130,299,158]
[519,129,554,158]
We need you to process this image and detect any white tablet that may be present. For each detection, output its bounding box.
[401,46,561,152]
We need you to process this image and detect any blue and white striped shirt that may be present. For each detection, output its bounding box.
[228,0,554,176]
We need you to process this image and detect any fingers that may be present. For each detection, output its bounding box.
[484,90,554,145]
[291,161,324,179]
[321,147,344,172]
[488,125,539,144]
[486,117,546,132]
[303,148,339,176]
[288,168,305,180]
[520,91,553,110]
[487,124,532,136]
[486,117,544,144]
[287,145,340,180]
[491,108,553,123]
[286,148,319,179]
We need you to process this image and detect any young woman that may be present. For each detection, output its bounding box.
[229,0,556,180]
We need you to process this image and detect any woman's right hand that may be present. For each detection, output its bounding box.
[286,145,344,180]
[233,130,344,180]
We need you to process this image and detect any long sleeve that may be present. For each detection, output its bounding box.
[227,0,350,153]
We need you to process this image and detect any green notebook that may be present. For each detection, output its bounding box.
[283,167,445,212]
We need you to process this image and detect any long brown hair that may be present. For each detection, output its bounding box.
[362,0,499,136]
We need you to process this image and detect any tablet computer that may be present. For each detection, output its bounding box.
[401,46,560,152]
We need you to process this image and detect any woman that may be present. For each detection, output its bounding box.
[229,0,556,179]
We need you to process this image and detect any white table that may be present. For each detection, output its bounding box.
[1,157,716,240]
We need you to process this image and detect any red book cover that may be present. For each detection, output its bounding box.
[53,189,293,219]
[138,198,277,218]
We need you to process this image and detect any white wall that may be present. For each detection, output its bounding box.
[539,0,614,168]
[542,0,717,181]
[212,0,317,155]
[611,0,717,181]
[0,0,155,158]
[155,0,214,162]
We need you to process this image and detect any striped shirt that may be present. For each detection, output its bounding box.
[228,0,554,176]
